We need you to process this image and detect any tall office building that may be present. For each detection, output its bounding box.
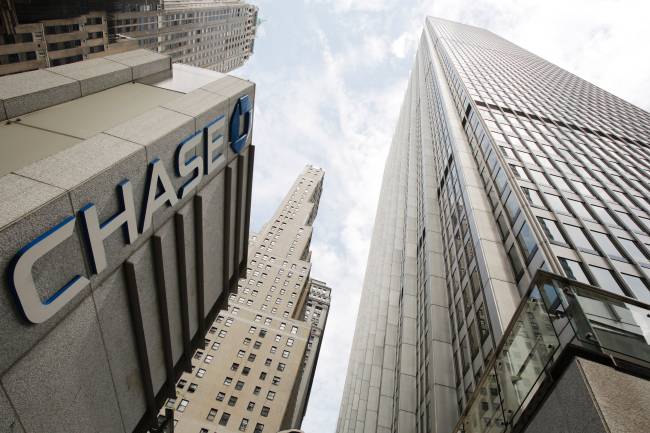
[0,0,258,76]
[167,166,332,433]
[338,17,650,433]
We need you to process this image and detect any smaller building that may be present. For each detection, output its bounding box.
[0,10,109,76]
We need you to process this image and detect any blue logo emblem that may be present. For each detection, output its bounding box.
[229,95,252,154]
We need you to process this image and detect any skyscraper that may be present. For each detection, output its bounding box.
[337,17,650,433]
[167,166,332,433]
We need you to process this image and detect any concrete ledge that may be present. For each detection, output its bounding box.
[48,58,132,96]
[0,70,81,118]
[104,49,172,80]
[0,49,173,119]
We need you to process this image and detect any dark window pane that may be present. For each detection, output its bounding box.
[516,223,537,261]
[559,257,590,284]
[538,218,567,245]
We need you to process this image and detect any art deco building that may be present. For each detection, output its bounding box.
[167,166,331,433]
[108,0,258,72]
[338,17,650,433]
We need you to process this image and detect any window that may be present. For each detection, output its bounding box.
[253,341,262,349]
[592,232,627,261]
[231,363,240,371]
[259,329,267,338]
[511,165,529,180]
[545,194,570,214]
[248,353,257,362]
[618,238,649,265]
[237,350,245,358]
[559,257,590,284]
[207,408,218,421]
[291,326,298,334]
[523,188,545,208]
[282,350,290,358]
[205,355,213,364]
[507,246,524,280]
[212,341,220,350]
[592,205,620,227]
[224,377,232,385]
[218,330,227,337]
[266,391,276,401]
[589,266,625,296]
[564,225,598,254]
[249,326,256,334]
[243,337,251,346]
[219,412,231,426]
[286,338,294,347]
[201,429,208,433]
[538,218,567,245]
[177,379,187,388]
[261,406,270,417]
[242,367,251,376]
[265,358,272,366]
[253,386,261,395]
[529,170,550,186]
[216,392,225,401]
[228,396,238,406]
[254,423,265,433]
[239,418,249,431]
[177,399,189,413]
[504,192,520,222]
[568,200,594,221]
[622,274,650,304]
[235,381,245,390]
[188,383,198,393]
[616,211,645,233]
[270,346,277,354]
[196,368,206,378]
[247,401,255,411]
[259,371,267,380]
[272,376,280,385]
[516,223,537,262]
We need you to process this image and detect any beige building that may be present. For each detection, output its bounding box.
[0,10,109,76]
[167,165,331,433]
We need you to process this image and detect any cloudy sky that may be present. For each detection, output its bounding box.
[235,1,650,431]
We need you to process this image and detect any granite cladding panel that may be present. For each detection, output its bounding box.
[177,201,200,337]
[228,160,238,278]
[0,384,24,433]
[157,218,185,364]
[0,186,90,372]
[128,240,167,396]
[1,295,124,433]
[0,69,81,118]
[92,265,147,433]
[47,58,132,96]
[197,171,225,313]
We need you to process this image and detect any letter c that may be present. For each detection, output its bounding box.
[10,216,89,324]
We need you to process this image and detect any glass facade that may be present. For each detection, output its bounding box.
[338,16,650,433]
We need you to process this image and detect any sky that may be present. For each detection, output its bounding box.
[234,1,650,432]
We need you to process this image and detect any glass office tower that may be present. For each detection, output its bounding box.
[337,17,650,433]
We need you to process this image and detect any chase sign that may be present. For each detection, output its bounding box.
[9,95,252,324]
